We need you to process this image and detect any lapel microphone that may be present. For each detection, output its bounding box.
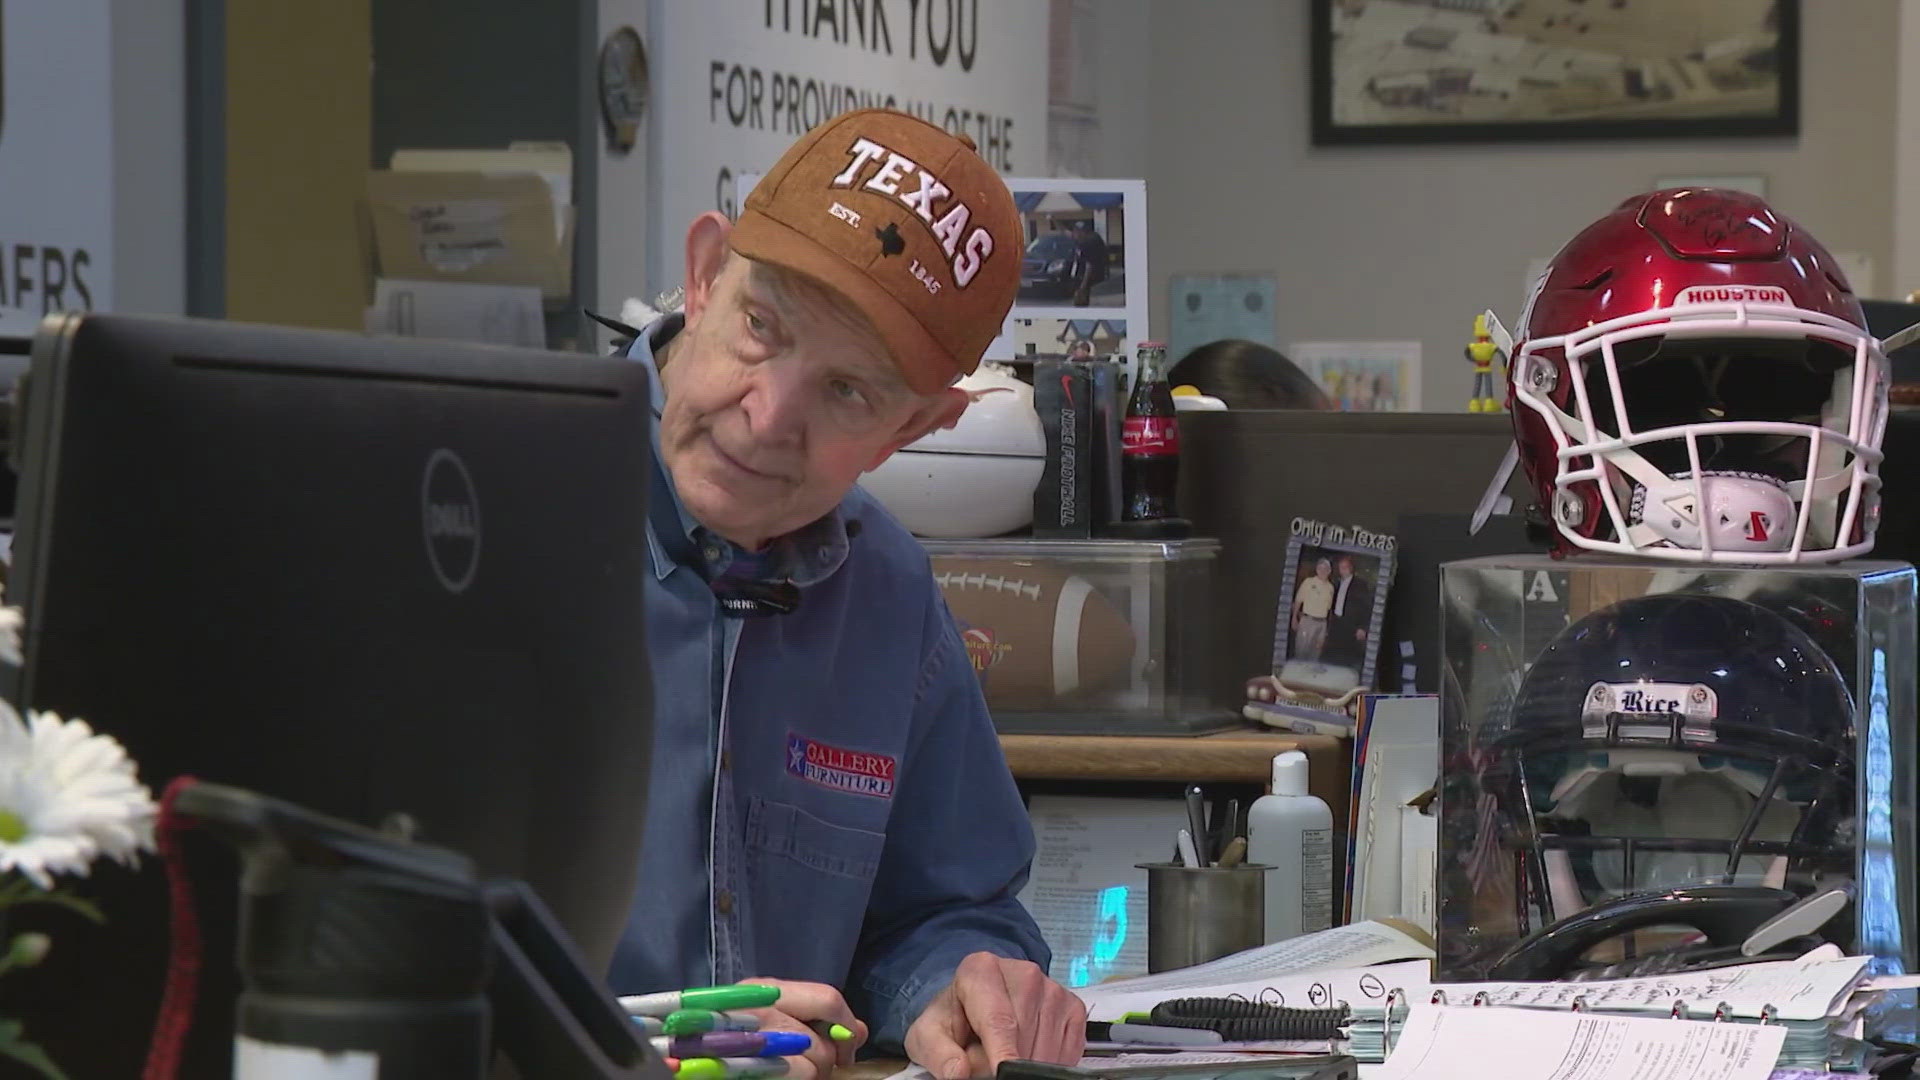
[714,579,800,618]
[708,499,862,619]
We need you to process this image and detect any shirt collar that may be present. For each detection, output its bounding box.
[624,313,851,588]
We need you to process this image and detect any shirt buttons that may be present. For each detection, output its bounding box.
[716,889,735,915]
[703,545,724,562]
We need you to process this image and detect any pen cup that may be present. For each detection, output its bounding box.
[1136,861,1270,973]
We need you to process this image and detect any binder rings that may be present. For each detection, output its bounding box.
[1347,984,1871,1072]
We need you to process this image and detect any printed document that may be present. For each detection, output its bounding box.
[1431,952,1870,1022]
[1078,958,1431,1023]
[1369,1005,1785,1080]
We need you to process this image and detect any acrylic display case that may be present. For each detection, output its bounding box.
[920,537,1235,735]
[1436,554,1917,1035]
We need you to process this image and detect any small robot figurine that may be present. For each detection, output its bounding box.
[1465,312,1506,413]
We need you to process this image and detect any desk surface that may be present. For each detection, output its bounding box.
[846,1061,910,1080]
[998,727,1343,784]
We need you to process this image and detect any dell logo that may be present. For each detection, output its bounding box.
[421,448,481,594]
[426,501,477,539]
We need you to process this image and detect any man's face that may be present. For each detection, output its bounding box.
[1338,558,1355,579]
[1315,559,1332,579]
[659,256,937,549]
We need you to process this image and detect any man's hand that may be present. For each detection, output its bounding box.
[736,978,870,1080]
[904,953,1086,1080]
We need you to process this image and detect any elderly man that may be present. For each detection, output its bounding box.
[1291,557,1335,662]
[606,108,1084,1080]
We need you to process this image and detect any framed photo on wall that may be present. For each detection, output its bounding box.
[1310,0,1800,146]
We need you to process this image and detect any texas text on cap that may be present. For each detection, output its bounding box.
[730,107,1021,395]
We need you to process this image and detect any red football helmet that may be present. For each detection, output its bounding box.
[1509,188,1889,564]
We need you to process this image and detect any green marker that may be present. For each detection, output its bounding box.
[674,1057,792,1080]
[620,985,781,1018]
[662,1009,763,1036]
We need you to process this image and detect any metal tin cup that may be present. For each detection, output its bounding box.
[1137,861,1272,973]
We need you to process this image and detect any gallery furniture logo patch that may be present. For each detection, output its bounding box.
[786,734,896,799]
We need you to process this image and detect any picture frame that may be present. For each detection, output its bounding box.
[1246,518,1399,731]
[987,178,1150,363]
[1290,340,1422,413]
[1310,0,1799,146]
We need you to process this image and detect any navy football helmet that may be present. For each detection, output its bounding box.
[1479,593,1857,943]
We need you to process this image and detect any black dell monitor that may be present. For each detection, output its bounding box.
[0,313,655,1076]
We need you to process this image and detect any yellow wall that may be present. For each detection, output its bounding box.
[223,2,372,329]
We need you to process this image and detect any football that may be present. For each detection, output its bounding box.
[932,561,1138,713]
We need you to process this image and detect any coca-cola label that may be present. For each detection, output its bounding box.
[1123,415,1180,457]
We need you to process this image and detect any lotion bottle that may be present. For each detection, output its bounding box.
[1246,750,1334,942]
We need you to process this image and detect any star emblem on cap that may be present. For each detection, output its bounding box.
[873,222,905,258]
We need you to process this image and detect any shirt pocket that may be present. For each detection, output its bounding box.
[744,796,888,978]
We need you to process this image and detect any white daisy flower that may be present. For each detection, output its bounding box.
[0,606,21,668]
[0,704,157,891]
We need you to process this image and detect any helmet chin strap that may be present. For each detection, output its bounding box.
[1547,407,1690,550]
[1881,319,1920,355]
[1469,443,1519,536]
[1468,310,1521,538]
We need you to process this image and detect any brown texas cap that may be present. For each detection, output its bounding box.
[730,108,1021,395]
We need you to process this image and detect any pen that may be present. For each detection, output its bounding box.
[661,1009,764,1036]
[1087,1021,1225,1046]
[652,1032,813,1059]
[672,1056,794,1079]
[1175,828,1201,868]
[1184,785,1210,866]
[621,985,782,1018]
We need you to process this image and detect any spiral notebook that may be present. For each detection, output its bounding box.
[1345,949,1877,1071]
[1071,920,1435,1023]
[1365,1003,1789,1080]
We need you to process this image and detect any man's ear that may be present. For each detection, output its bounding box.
[864,388,969,472]
[682,212,733,329]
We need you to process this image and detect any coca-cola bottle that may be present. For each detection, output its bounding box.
[1121,342,1180,521]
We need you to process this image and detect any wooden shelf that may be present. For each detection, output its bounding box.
[999,727,1350,804]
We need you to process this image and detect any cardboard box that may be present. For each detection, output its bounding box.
[364,170,573,300]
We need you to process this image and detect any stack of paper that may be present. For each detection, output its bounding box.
[1072,919,1435,1024]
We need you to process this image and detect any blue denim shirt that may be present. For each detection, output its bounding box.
[607,315,1048,1049]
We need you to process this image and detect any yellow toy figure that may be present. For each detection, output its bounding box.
[1465,312,1506,413]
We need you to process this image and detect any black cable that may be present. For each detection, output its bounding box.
[1147,997,1349,1041]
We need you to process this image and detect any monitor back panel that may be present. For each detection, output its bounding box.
[4,314,654,1076]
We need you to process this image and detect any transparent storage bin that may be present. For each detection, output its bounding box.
[1436,554,1917,1039]
[920,537,1233,735]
